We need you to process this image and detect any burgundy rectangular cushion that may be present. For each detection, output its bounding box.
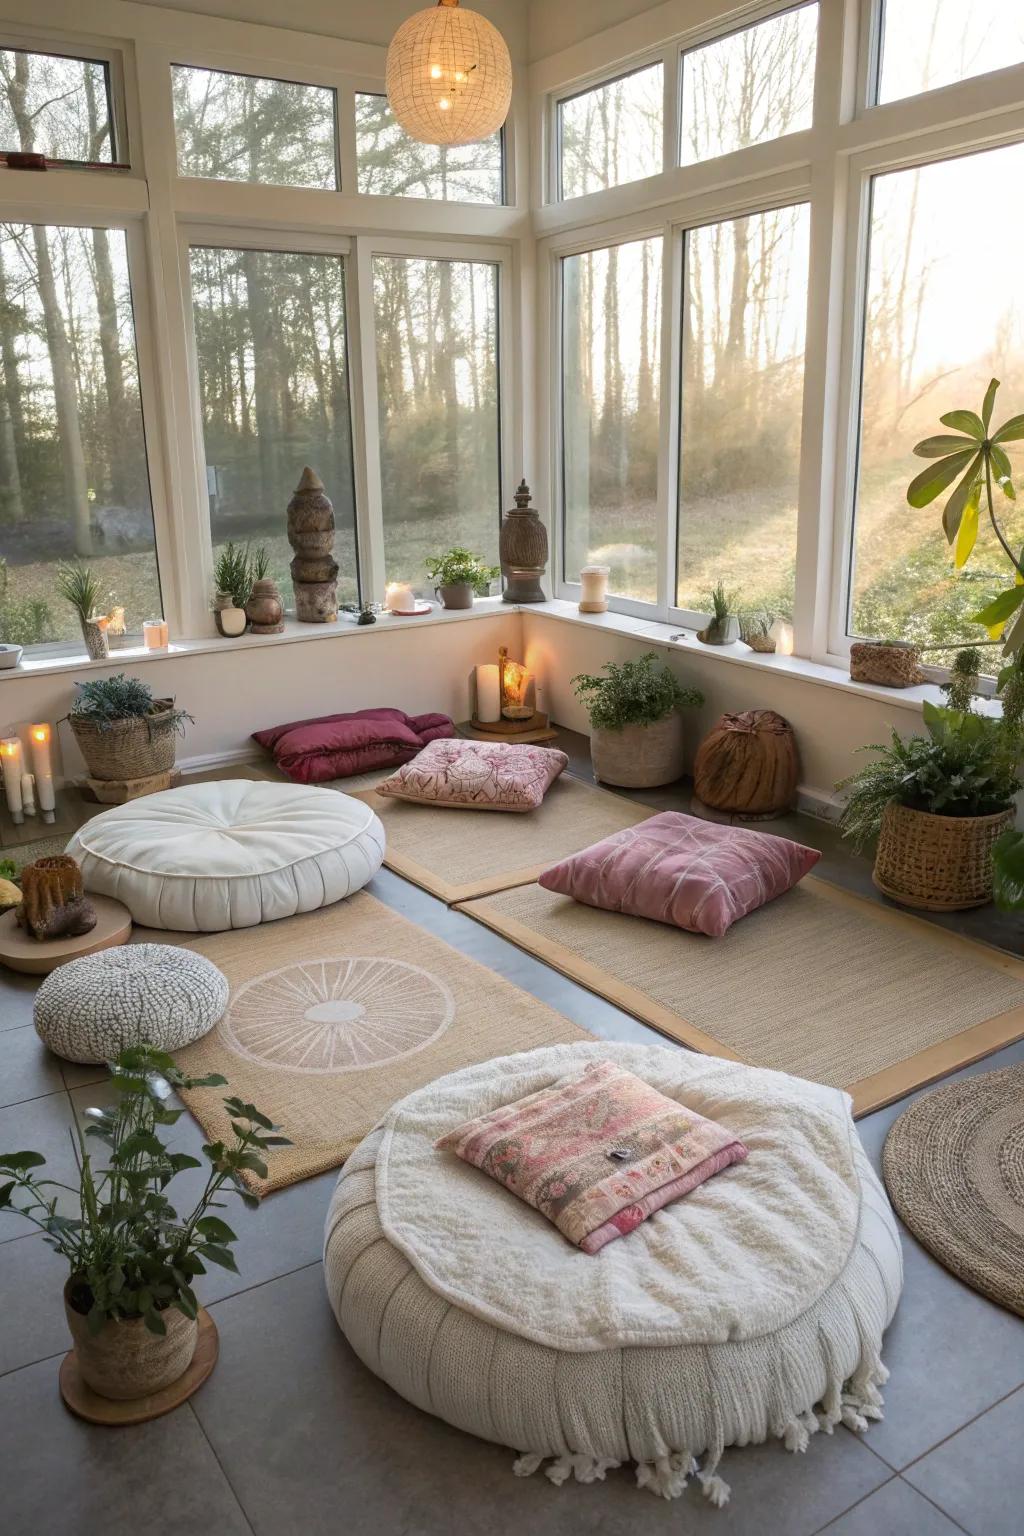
[538,810,820,937]
[252,707,454,783]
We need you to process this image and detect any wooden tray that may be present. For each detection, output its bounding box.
[60,1308,218,1426]
[0,893,132,975]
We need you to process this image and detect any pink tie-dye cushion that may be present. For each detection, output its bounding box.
[435,1058,747,1254]
[376,738,568,813]
[538,811,820,937]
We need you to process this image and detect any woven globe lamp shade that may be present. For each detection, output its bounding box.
[385,0,512,147]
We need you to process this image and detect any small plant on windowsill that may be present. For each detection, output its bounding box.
[572,650,704,789]
[426,547,501,609]
[212,542,254,636]
[697,581,740,645]
[739,610,777,653]
[56,561,110,660]
[0,1045,289,1403]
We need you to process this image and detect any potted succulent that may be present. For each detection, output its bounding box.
[0,1045,288,1401]
[738,610,777,653]
[56,562,109,660]
[837,649,1023,910]
[697,581,739,645]
[244,545,284,635]
[212,543,253,637]
[425,547,500,610]
[572,650,703,788]
[67,673,192,783]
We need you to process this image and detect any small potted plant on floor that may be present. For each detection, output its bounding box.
[426,547,500,609]
[0,1045,288,1402]
[572,650,703,788]
[56,562,109,660]
[697,581,739,645]
[212,543,253,637]
[67,673,193,784]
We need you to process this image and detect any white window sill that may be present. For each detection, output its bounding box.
[3,598,516,681]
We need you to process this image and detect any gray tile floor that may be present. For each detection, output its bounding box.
[1,751,1023,1535]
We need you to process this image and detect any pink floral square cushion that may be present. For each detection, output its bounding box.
[435,1058,747,1254]
[538,811,820,937]
[376,738,568,813]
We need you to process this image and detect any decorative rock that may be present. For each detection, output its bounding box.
[287,467,338,623]
[693,709,799,818]
[499,479,548,603]
[16,856,97,942]
[34,943,229,1063]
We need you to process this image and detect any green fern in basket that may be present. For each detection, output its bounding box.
[69,674,193,736]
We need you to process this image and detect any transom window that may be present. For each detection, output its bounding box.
[0,47,115,164]
[557,61,663,200]
[355,93,503,204]
[172,65,337,188]
[876,0,1024,105]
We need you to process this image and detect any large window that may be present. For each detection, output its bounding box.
[877,0,1024,105]
[558,62,662,200]
[373,255,501,594]
[677,206,810,615]
[0,48,114,164]
[189,245,358,608]
[848,142,1024,660]
[172,66,337,188]
[562,238,661,602]
[680,4,817,165]
[0,222,158,645]
[355,94,502,204]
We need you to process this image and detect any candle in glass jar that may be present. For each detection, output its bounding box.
[474,663,501,722]
[143,618,169,650]
[579,565,610,613]
[1,737,24,823]
[385,582,415,613]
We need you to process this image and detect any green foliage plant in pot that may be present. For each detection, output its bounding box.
[68,673,193,783]
[425,547,500,610]
[0,1045,289,1401]
[56,561,109,660]
[697,581,740,645]
[572,650,704,788]
[212,542,253,636]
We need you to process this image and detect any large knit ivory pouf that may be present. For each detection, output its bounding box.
[67,780,385,932]
[325,1042,902,1506]
[34,943,228,1063]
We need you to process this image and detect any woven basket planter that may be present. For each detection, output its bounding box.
[70,701,179,783]
[850,641,924,688]
[873,801,1015,911]
[590,712,685,788]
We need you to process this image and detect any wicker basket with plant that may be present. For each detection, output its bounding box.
[572,650,703,788]
[67,674,193,782]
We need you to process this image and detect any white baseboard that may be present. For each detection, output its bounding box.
[178,745,264,775]
[795,783,845,823]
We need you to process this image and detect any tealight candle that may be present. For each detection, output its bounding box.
[1,736,24,824]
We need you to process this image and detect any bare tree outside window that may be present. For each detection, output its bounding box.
[878,0,1024,104]
[680,4,817,165]
[562,238,661,602]
[849,142,1024,665]
[189,246,359,609]
[0,48,113,164]
[373,255,501,596]
[355,93,502,203]
[559,62,662,200]
[172,65,336,189]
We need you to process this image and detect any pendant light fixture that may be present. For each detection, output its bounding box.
[385,0,512,148]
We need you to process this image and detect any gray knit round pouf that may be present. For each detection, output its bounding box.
[34,944,229,1064]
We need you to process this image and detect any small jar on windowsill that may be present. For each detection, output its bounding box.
[212,591,247,638]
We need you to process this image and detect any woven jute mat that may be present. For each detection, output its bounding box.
[882,1064,1024,1316]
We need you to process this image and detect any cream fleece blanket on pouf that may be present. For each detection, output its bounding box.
[324,1042,903,1506]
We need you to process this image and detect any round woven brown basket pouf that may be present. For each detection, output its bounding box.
[883,1064,1024,1316]
[69,701,178,781]
[872,801,1014,911]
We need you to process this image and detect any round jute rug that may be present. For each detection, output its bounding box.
[882,1064,1024,1316]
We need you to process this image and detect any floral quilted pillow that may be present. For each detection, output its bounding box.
[376,738,568,813]
[538,811,820,938]
[435,1058,747,1254]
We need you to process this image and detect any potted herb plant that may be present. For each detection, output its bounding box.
[67,673,192,783]
[697,581,739,645]
[243,544,284,634]
[425,547,500,609]
[0,1045,288,1401]
[212,542,253,637]
[837,649,1022,910]
[56,562,109,660]
[572,650,704,788]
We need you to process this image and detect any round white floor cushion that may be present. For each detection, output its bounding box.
[34,943,228,1063]
[67,780,385,932]
[324,1041,903,1506]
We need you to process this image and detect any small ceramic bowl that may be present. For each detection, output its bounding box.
[0,643,23,669]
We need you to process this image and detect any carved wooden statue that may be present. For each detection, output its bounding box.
[16,855,97,942]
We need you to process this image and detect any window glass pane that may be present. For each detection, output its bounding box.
[681,4,817,165]
[676,205,809,616]
[559,62,662,200]
[0,224,158,646]
[0,48,113,164]
[849,143,1024,662]
[189,246,358,608]
[878,0,1024,104]
[562,238,661,602]
[373,256,500,595]
[172,66,336,188]
[355,93,502,203]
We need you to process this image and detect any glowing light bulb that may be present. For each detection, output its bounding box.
[438,97,451,110]
[454,70,466,83]
[430,64,442,79]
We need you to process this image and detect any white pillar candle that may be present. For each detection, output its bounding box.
[29,723,52,781]
[1,737,24,823]
[475,663,501,722]
[385,582,415,613]
[579,565,610,613]
[773,620,794,656]
[36,772,56,824]
[20,771,36,815]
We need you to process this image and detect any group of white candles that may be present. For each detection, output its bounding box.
[1,724,56,826]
